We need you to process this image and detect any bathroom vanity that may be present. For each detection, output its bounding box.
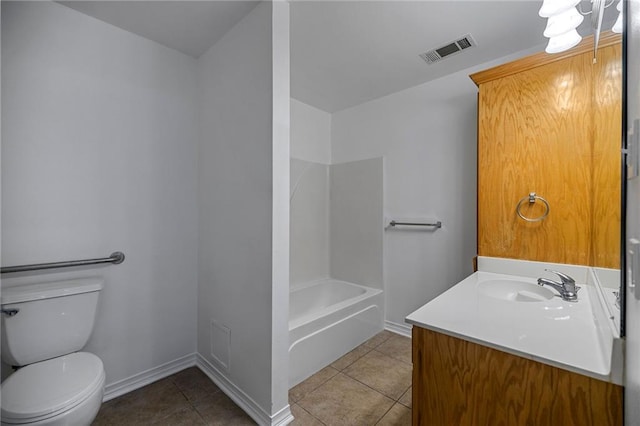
[406,257,623,425]
[406,32,626,425]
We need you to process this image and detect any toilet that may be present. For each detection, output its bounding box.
[0,278,106,426]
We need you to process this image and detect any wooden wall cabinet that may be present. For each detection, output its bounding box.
[412,327,623,426]
[471,33,622,268]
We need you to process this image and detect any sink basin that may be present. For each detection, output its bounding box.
[478,279,555,302]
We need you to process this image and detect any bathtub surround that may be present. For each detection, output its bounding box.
[290,157,384,289]
[289,99,332,287]
[290,159,329,285]
[2,1,292,425]
[288,156,384,385]
[330,158,384,290]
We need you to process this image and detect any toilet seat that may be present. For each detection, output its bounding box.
[1,352,105,424]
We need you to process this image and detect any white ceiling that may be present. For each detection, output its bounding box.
[58,1,260,58]
[58,1,618,113]
[291,1,547,112]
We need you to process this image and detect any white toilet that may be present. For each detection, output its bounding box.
[0,278,106,426]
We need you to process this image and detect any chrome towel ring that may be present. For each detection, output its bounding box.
[516,192,550,222]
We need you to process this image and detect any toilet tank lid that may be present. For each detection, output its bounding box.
[1,278,103,305]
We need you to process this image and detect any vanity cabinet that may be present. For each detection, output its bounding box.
[471,33,622,269]
[412,326,622,426]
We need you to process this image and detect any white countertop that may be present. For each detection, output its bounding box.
[406,257,622,384]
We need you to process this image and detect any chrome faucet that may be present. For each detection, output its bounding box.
[537,269,580,302]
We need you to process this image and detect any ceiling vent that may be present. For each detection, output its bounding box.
[419,34,477,65]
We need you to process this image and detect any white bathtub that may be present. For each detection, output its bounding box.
[289,278,383,387]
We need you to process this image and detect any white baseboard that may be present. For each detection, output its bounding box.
[385,320,412,338]
[196,354,293,426]
[103,353,197,402]
[270,404,295,426]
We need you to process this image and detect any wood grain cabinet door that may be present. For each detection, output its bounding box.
[475,41,621,268]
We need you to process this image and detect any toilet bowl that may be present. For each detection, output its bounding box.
[1,279,106,425]
[1,353,105,426]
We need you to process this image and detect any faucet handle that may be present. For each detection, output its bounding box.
[544,269,575,285]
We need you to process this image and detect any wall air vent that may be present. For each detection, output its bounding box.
[419,34,477,65]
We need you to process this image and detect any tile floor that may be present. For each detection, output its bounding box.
[92,330,412,425]
[92,367,255,426]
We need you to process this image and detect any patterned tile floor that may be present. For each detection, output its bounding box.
[92,331,412,425]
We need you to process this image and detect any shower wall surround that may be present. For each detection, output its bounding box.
[330,158,384,289]
[290,158,383,290]
[290,159,330,285]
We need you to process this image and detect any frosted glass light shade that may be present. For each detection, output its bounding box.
[543,7,584,37]
[539,0,580,18]
[545,29,582,54]
[612,12,623,33]
[612,0,623,33]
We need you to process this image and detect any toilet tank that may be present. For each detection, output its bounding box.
[1,278,103,366]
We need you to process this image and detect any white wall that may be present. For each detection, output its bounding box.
[331,69,479,330]
[1,1,199,388]
[197,2,289,421]
[270,2,291,417]
[290,98,331,164]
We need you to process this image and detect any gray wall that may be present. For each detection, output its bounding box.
[331,68,479,331]
[1,1,199,389]
[2,2,291,420]
[197,1,290,418]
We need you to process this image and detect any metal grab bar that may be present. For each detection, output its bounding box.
[1,251,125,274]
[389,220,442,229]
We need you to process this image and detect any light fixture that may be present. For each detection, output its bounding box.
[539,0,580,18]
[543,8,584,38]
[546,29,583,53]
[612,0,623,33]
[539,0,624,58]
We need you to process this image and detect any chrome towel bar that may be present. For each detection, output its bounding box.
[389,220,442,229]
[516,192,550,222]
[1,251,125,274]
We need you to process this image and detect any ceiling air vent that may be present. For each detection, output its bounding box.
[419,34,477,65]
